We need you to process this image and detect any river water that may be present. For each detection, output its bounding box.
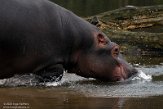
[0,56,162,109]
[0,0,163,109]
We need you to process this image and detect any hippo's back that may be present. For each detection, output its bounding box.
[0,0,68,78]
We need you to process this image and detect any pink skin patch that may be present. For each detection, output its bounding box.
[112,65,127,81]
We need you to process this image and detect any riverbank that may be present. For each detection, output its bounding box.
[86,5,163,56]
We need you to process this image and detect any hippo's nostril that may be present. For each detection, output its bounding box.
[111,45,120,57]
[114,48,119,52]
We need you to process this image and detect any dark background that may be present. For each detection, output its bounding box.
[51,0,163,17]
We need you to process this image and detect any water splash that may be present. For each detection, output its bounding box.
[0,73,65,87]
[45,81,62,87]
[0,70,152,87]
[131,70,152,81]
[0,74,40,87]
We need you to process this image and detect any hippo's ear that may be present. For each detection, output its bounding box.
[97,33,107,45]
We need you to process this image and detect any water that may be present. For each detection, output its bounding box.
[0,1,163,109]
[0,56,163,109]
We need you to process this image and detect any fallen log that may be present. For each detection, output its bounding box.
[86,5,163,55]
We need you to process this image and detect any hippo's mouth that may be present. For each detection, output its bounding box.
[111,65,127,81]
[112,59,138,82]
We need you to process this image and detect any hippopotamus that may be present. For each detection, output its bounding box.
[0,0,138,82]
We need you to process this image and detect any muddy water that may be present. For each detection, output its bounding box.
[0,56,163,109]
[0,87,163,109]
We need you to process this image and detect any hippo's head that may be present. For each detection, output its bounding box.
[71,30,138,82]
